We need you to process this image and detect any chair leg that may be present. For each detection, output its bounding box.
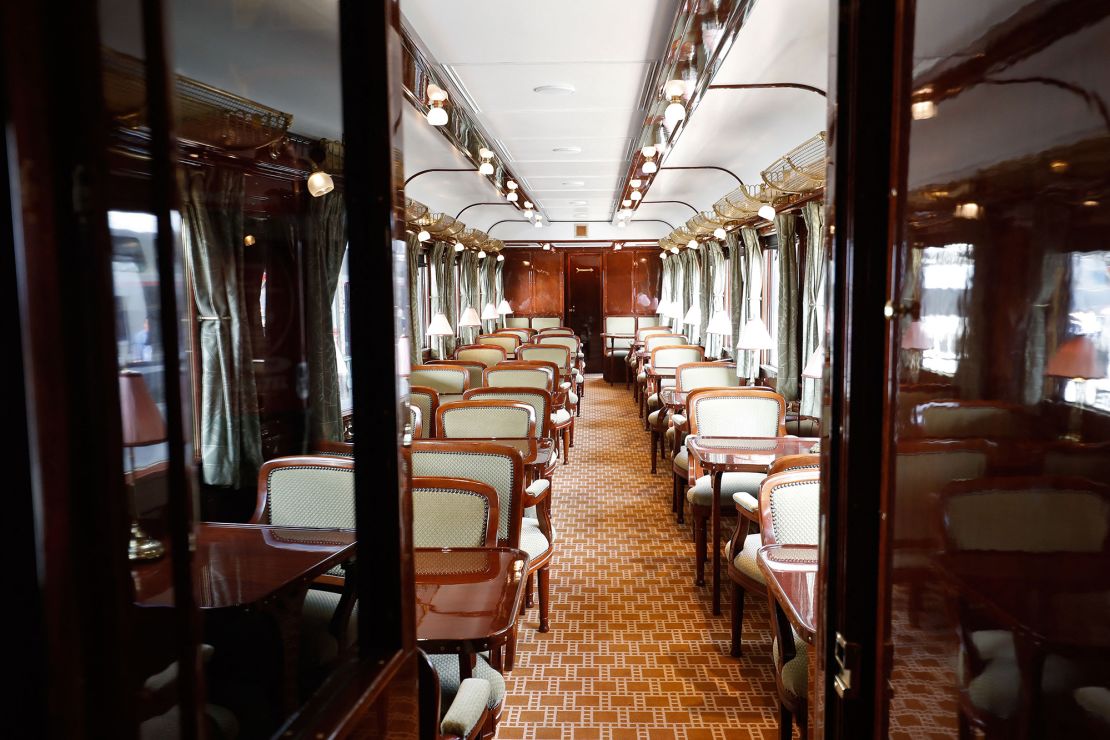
[505,625,518,671]
[730,580,745,657]
[677,483,686,524]
[537,566,550,633]
[779,704,793,740]
[672,473,679,513]
[650,431,658,474]
[695,513,707,586]
[570,419,575,447]
[562,429,570,464]
[525,573,534,609]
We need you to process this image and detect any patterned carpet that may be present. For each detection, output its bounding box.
[499,376,790,740]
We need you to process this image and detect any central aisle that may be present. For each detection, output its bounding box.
[500,376,785,740]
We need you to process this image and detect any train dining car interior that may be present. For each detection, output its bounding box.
[5,0,1110,737]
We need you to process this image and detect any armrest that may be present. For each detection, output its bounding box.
[441,678,493,739]
[524,478,551,506]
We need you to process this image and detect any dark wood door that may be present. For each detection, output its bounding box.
[566,253,603,372]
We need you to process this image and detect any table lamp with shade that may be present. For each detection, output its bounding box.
[664,300,684,330]
[481,303,498,332]
[737,318,773,385]
[496,300,513,330]
[901,320,931,383]
[1045,334,1106,441]
[706,310,731,337]
[682,304,701,337]
[458,305,481,343]
[119,371,166,561]
[426,312,454,357]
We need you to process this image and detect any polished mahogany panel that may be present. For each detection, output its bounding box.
[503,248,565,317]
[758,544,819,643]
[414,547,528,652]
[133,523,355,608]
[603,250,662,316]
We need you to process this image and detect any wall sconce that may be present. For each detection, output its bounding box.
[478,147,495,175]
[954,202,982,219]
[630,190,642,201]
[664,79,686,126]
[758,204,776,221]
[426,84,449,126]
[478,249,487,259]
[622,198,633,208]
[418,229,431,242]
[496,252,505,262]
[642,145,658,174]
[454,241,464,252]
[713,227,727,240]
[687,239,698,250]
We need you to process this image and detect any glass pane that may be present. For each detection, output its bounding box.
[884,3,1110,737]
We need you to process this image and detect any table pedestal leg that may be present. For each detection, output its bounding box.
[712,470,722,616]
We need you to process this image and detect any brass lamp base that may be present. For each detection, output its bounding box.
[129,522,165,561]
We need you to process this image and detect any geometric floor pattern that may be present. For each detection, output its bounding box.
[499,376,790,739]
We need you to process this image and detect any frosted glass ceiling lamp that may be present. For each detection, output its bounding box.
[687,239,698,250]
[481,303,499,321]
[417,229,431,242]
[534,220,543,229]
[307,170,334,198]
[622,199,633,208]
[630,179,642,189]
[617,220,626,228]
[507,191,519,202]
[660,252,668,260]
[630,190,642,201]
[707,311,731,336]
[641,145,658,174]
[454,241,464,252]
[458,306,482,328]
[478,161,494,176]
[496,253,505,262]
[497,300,513,315]
[713,227,727,240]
[543,243,551,251]
[524,201,533,209]
[670,246,679,254]
[426,312,454,336]
[507,180,517,190]
[478,249,487,259]
[426,84,449,126]
[664,79,687,126]
[613,242,622,250]
[911,100,937,120]
[642,160,658,174]
[758,204,777,221]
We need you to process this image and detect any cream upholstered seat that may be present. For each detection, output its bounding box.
[941,476,1110,734]
[531,316,561,330]
[603,315,635,384]
[536,327,574,336]
[436,399,537,440]
[412,440,553,641]
[637,333,687,416]
[462,387,552,441]
[418,650,495,740]
[644,345,702,461]
[409,386,439,438]
[429,359,487,390]
[478,333,520,358]
[653,361,739,487]
[426,652,505,736]
[505,316,531,328]
[455,344,507,369]
[495,328,533,345]
[517,344,578,453]
[411,364,470,407]
[484,365,556,392]
[682,388,786,588]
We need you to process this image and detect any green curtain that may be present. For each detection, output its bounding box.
[727,230,745,360]
[459,251,481,344]
[660,256,673,325]
[429,241,455,359]
[494,259,505,330]
[479,257,496,333]
[669,253,683,332]
[406,233,423,367]
[180,168,262,488]
[775,213,800,401]
[304,189,348,444]
[801,202,827,415]
[1023,251,1068,404]
[702,241,726,358]
[681,249,698,340]
[738,227,764,379]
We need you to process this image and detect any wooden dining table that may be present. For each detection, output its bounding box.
[415,547,529,677]
[686,435,821,614]
[757,543,819,644]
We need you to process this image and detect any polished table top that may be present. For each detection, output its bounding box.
[687,435,821,469]
[415,547,529,652]
[757,544,819,644]
[133,523,356,609]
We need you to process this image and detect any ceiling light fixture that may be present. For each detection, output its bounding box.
[911,100,937,120]
[307,170,334,198]
[534,213,543,222]
[713,227,727,240]
[454,241,464,252]
[418,229,431,242]
[543,243,551,250]
[534,220,543,228]
[664,79,686,126]
[630,190,642,201]
[642,145,658,174]
[954,202,982,219]
[497,253,505,262]
[660,252,668,260]
[630,179,642,189]
[617,220,626,228]
[670,246,679,254]
[553,146,582,153]
[622,198,632,208]
[758,204,777,221]
[613,242,622,250]
[478,249,487,259]
[478,147,495,175]
[533,84,576,95]
[687,239,698,250]
[524,201,533,209]
[507,191,519,202]
[426,84,449,126]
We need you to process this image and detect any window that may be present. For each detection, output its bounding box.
[919,244,974,375]
[1064,251,1110,411]
[333,249,352,413]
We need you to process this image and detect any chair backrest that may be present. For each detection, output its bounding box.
[410,365,469,394]
[411,476,499,548]
[251,455,355,527]
[428,359,485,390]
[436,399,537,439]
[894,439,991,543]
[637,316,662,328]
[895,383,957,435]
[477,334,520,356]
[495,328,533,344]
[911,400,1034,439]
[645,333,688,353]
[605,315,636,334]
[687,387,787,436]
[410,440,525,547]
[768,453,821,476]
[463,387,552,438]
[454,344,507,368]
[637,326,671,342]
[537,327,575,336]
[505,317,531,328]
[651,345,705,370]
[537,335,581,356]
[758,469,822,546]
[518,343,572,373]
[676,362,740,391]
[531,316,562,330]
[484,363,557,392]
[941,476,1110,553]
[409,386,440,438]
[409,404,423,439]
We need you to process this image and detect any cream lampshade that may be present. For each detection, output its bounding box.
[802,347,825,379]
[736,318,773,384]
[682,305,701,326]
[1045,335,1106,441]
[706,311,731,336]
[426,313,454,336]
[497,300,513,315]
[665,301,685,320]
[458,306,482,328]
[481,303,499,321]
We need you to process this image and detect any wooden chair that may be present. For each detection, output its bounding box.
[535,327,575,336]
[494,328,533,345]
[455,344,507,371]
[504,316,531,329]
[517,344,577,458]
[410,386,441,438]
[536,334,585,410]
[602,315,636,385]
[417,649,493,740]
[637,333,688,417]
[477,333,520,358]
[656,361,738,491]
[628,326,673,392]
[644,344,703,433]
[756,469,822,739]
[909,399,1036,440]
[530,316,562,330]
[435,399,537,440]
[428,359,487,391]
[411,365,470,406]
[684,388,786,588]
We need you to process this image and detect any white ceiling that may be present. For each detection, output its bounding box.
[401,0,680,230]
